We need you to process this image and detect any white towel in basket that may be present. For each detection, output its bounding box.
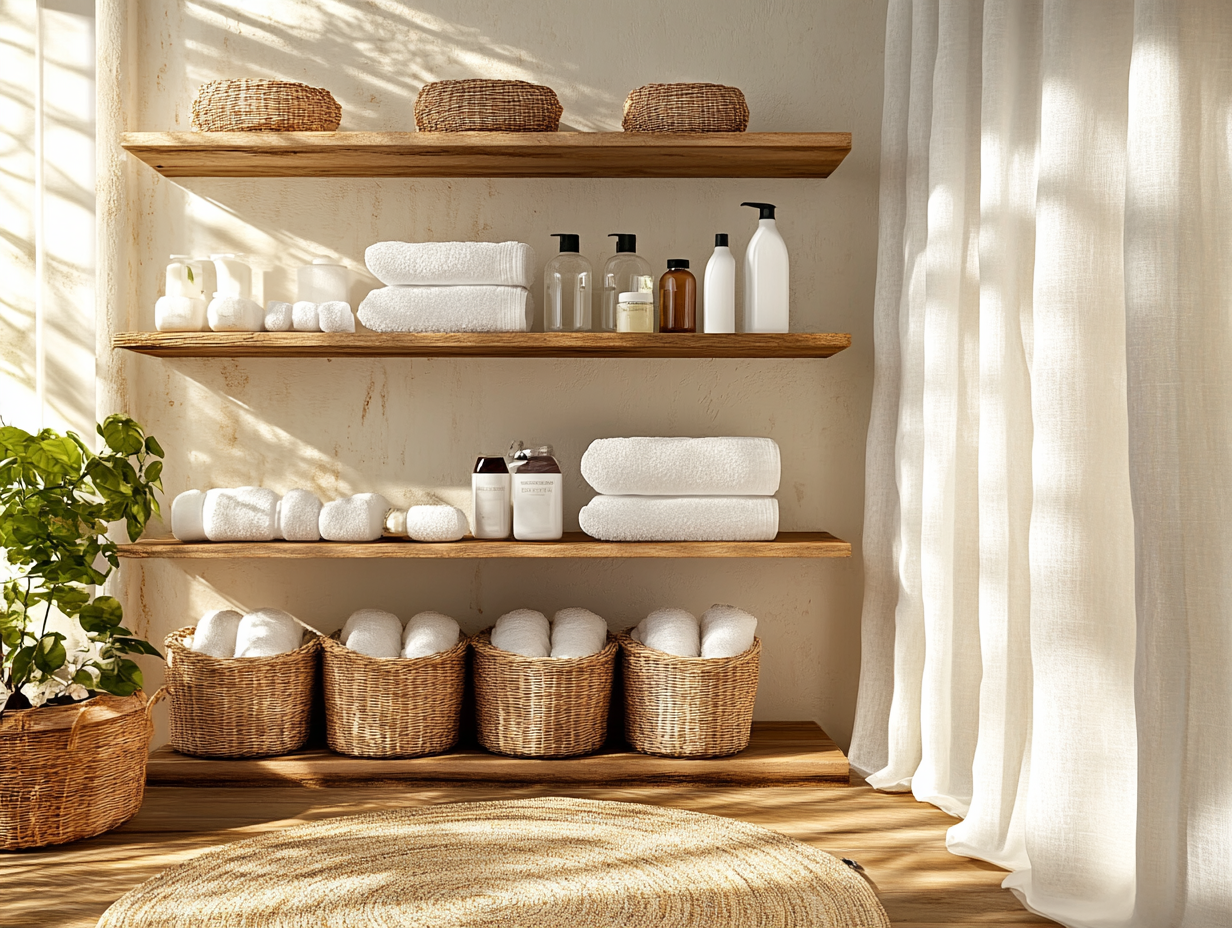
[700,604,757,658]
[402,611,461,658]
[633,608,700,657]
[491,609,550,657]
[341,608,402,659]
[234,608,303,658]
[190,609,243,658]
[550,608,608,658]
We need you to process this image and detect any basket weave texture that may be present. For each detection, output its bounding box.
[0,692,152,849]
[164,626,320,758]
[192,79,342,132]
[472,629,616,757]
[321,632,468,758]
[622,82,750,133]
[619,633,761,757]
[414,79,563,132]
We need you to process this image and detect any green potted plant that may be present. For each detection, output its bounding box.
[0,414,165,849]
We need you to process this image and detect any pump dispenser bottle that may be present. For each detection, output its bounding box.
[740,202,790,332]
[600,233,653,332]
[544,234,592,331]
[703,234,736,333]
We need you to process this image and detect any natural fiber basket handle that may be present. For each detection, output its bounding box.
[145,686,168,720]
[66,701,94,752]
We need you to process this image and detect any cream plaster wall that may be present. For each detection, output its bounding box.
[97,0,888,750]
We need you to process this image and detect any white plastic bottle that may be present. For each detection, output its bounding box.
[510,442,563,541]
[544,234,592,331]
[740,202,789,333]
[472,454,512,540]
[703,234,736,333]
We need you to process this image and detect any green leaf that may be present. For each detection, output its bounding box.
[144,460,163,485]
[144,436,164,458]
[98,416,145,456]
[9,645,34,684]
[32,633,67,673]
[79,596,124,631]
[113,636,163,658]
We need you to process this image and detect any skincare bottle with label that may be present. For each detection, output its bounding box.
[472,455,512,539]
[510,442,563,541]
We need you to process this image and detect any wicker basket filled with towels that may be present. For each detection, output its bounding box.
[191,79,342,132]
[414,79,563,132]
[163,626,320,757]
[622,82,750,133]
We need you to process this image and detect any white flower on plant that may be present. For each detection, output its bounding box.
[66,683,90,701]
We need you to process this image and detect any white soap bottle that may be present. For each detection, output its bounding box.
[510,442,563,541]
[740,202,789,333]
[703,234,736,333]
[472,454,512,540]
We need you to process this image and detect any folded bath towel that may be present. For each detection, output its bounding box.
[633,608,700,657]
[292,300,320,332]
[203,487,280,542]
[700,604,758,658]
[264,301,293,332]
[357,285,533,333]
[317,301,356,333]
[405,505,468,542]
[341,608,402,658]
[581,437,781,497]
[319,493,390,542]
[279,488,322,542]
[190,609,243,658]
[156,296,207,332]
[234,608,303,658]
[491,609,550,658]
[171,489,208,542]
[550,608,608,658]
[402,611,461,658]
[365,241,536,288]
[578,496,779,542]
[208,295,264,332]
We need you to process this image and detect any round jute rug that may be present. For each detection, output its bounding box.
[97,797,890,927]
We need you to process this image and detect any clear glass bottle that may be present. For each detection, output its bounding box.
[509,441,563,541]
[659,259,697,333]
[472,454,512,540]
[544,233,592,331]
[600,233,653,332]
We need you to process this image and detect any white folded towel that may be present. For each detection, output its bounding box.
[190,609,243,658]
[700,604,758,658]
[340,608,402,658]
[402,611,461,658]
[171,489,207,542]
[365,241,536,288]
[578,496,779,542]
[550,608,608,658]
[319,493,390,542]
[279,488,322,541]
[357,285,533,333]
[208,295,264,331]
[405,505,468,542]
[634,608,700,657]
[234,608,303,657]
[156,296,207,332]
[265,301,293,332]
[317,301,356,333]
[292,300,320,332]
[581,437,781,497]
[203,487,280,542]
[491,609,550,657]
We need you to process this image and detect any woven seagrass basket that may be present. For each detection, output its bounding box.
[0,691,154,849]
[414,79,563,132]
[191,79,342,132]
[622,82,750,133]
[321,632,468,758]
[164,626,320,758]
[472,629,616,757]
[618,633,761,757]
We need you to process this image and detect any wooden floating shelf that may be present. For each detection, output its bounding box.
[121,131,852,179]
[112,331,851,359]
[145,722,848,788]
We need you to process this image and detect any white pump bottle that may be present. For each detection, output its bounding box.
[740,202,789,333]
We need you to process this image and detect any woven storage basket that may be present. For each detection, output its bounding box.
[414,79,563,132]
[164,626,320,758]
[472,629,617,757]
[192,79,342,132]
[0,691,153,849]
[619,633,761,757]
[321,632,468,758]
[622,82,750,133]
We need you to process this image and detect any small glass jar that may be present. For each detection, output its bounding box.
[616,291,655,333]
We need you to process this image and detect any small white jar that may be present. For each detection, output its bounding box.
[616,291,654,333]
[297,256,349,303]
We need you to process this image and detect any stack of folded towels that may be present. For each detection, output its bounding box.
[186,608,306,658]
[578,437,780,542]
[338,609,461,659]
[630,604,758,659]
[488,607,609,659]
[358,241,535,333]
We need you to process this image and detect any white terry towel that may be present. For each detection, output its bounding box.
[578,496,779,542]
[402,611,461,658]
[317,301,356,333]
[203,487,281,542]
[156,296,207,332]
[319,493,390,542]
[208,295,264,331]
[340,608,402,658]
[633,608,700,657]
[365,241,536,288]
[234,608,303,657]
[406,505,468,542]
[279,488,322,541]
[700,604,758,658]
[171,489,208,542]
[292,300,320,332]
[550,608,608,658]
[581,437,781,497]
[491,609,550,657]
[265,301,293,332]
[190,609,243,658]
[357,285,532,333]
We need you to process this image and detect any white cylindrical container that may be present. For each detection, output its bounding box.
[740,202,790,333]
[472,455,512,540]
[165,255,205,299]
[298,256,349,303]
[210,254,252,300]
[510,443,563,541]
[616,291,654,333]
[703,234,736,333]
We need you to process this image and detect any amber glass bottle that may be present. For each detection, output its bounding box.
[659,259,697,332]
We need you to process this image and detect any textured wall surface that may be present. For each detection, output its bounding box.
[98,0,887,749]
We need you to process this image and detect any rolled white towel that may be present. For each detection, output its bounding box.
[234,608,303,658]
[357,285,533,333]
[402,611,461,658]
[491,608,550,657]
[579,496,779,542]
[292,300,320,332]
[550,608,608,658]
[406,505,468,542]
[265,301,293,332]
[317,301,356,333]
[203,487,280,542]
[319,493,390,542]
[340,608,402,658]
[208,295,264,331]
[581,437,781,497]
[190,609,243,658]
[156,296,208,332]
[279,488,322,542]
[365,241,536,288]
[633,607,700,657]
[171,489,207,542]
[700,604,758,658]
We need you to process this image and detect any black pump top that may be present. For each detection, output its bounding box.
[715,233,729,247]
[552,233,580,253]
[609,233,637,253]
[666,259,690,270]
[741,201,777,219]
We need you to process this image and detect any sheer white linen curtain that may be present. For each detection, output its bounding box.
[851,1,1232,926]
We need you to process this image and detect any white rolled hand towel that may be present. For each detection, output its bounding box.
[171,489,207,542]
[634,608,700,657]
[340,608,402,658]
[491,609,550,657]
[550,608,608,658]
[700,604,758,658]
[203,487,280,542]
[234,608,303,657]
[357,285,532,333]
[365,241,536,288]
[581,437,781,497]
[264,301,293,331]
[578,496,779,542]
[402,611,461,658]
[208,295,264,331]
[319,493,390,542]
[190,609,243,658]
[279,488,322,541]
[317,301,356,333]
[156,296,207,332]
[292,300,320,332]
[406,505,468,542]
